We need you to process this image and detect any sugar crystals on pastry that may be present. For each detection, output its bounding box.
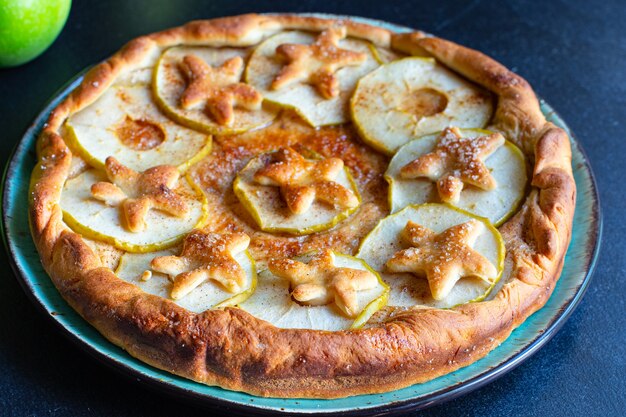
[269,250,379,318]
[178,54,263,125]
[386,219,497,300]
[253,147,359,214]
[400,127,505,203]
[90,156,188,232]
[150,230,251,299]
[271,27,367,99]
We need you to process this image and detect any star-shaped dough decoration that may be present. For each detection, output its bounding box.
[150,230,250,300]
[271,27,367,99]
[253,147,359,214]
[178,54,263,126]
[386,219,497,300]
[90,156,188,233]
[400,127,505,203]
[269,250,378,318]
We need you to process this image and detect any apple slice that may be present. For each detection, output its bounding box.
[65,85,211,172]
[357,203,504,308]
[233,151,361,235]
[386,128,527,225]
[153,46,277,135]
[245,31,381,127]
[350,57,493,154]
[239,252,388,330]
[371,46,407,65]
[115,249,257,312]
[60,170,207,252]
[116,67,154,86]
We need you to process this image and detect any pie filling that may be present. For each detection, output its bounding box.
[58,28,530,330]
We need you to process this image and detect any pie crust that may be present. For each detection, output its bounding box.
[29,14,575,398]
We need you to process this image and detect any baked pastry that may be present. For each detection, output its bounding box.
[28,14,575,398]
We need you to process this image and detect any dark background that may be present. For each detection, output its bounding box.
[1,1,624,416]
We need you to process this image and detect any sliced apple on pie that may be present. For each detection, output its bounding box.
[115,235,257,311]
[65,85,211,172]
[239,251,388,331]
[60,164,207,252]
[386,127,527,225]
[245,28,382,126]
[357,203,504,308]
[233,147,361,234]
[350,57,493,154]
[153,46,277,134]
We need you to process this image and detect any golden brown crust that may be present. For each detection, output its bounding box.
[29,14,575,398]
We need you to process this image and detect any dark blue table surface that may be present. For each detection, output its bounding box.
[1,1,624,416]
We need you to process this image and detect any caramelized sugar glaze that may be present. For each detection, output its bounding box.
[189,110,389,263]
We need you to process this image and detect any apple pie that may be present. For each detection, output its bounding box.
[29,14,575,398]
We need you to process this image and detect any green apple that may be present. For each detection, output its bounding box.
[0,0,71,67]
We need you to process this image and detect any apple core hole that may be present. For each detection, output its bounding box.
[400,88,448,119]
[115,116,165,150]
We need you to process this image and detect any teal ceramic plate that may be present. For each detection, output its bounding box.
[1,16,601,416]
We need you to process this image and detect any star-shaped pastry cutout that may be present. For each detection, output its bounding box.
[269,250,378,318]
[400,127,505,203]
[151,230,250,300]
[386,219,497,300]
[271,27,367,99]
[253,147,359,214]
[178,54,263,126]
[90,157,188,233]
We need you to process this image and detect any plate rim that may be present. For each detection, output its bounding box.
[0,16,602,416]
